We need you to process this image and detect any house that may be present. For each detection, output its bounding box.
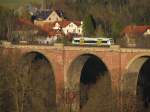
[62,20,83,36]
[144,29,150,36]
[46,10,64,22]
[33,9,83,40]
[42,22,65,37]
[37,19,83,40]
[34,10,64,27]
[121,25,150,47]
[52,20,83,36]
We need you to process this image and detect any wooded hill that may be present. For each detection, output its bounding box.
[0,0,150,40]
[52,0,150,39]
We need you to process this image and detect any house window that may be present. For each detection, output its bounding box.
[49,18,51,20]
[67,30,69,33]
[78,30,80,33]
[69,24,73,27]
[73,29,76,33]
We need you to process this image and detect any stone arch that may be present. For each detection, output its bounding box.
[18,51,57,112]
[21,51,56,72]
[125,53,150,71]
[122,53,150,112]
[67,53,112,112]
[123,54,150,94]
[67,53,111,87]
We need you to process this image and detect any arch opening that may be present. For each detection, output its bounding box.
[137,58,150,111]
[67,54,112,112]
[19,52,56,112]
[123,56,150,112]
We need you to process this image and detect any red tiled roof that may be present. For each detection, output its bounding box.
[17,18,34,27]
[43,22,55,30]
[16,18,50,34]
[53,20,70,27]
[48,29,64,36]
[121,25,150,36]
[72,20,82,26]
[53,20,82,28]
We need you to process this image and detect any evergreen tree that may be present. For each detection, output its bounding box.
[82,15,96,37]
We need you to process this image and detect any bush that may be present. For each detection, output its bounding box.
[56,37,71,45]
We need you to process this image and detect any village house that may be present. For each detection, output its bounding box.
[144,29,150,36]
[121,25,150,47]
[40,19,83,40]
[33,9,83,39]
[13,9,83,44]
[52,20,83,36]
[34,10,64,27]
[14,18,83,44]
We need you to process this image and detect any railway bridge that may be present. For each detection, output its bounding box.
[1,43,150,112]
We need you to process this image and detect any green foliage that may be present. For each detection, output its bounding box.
[80,73,117,112]
[0,53,57,112]
[1,0,150,40]
[15,6,30,19]
[56,37,71,45]
[82,15,96,37]
[95,25,105,36]
[54,0,150,39]
[0,6,18,40]
[11,32,20,43]
[0,0,41,8]
[111,19,124,41]
[0,56,17,112]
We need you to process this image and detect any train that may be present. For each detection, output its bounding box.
[72,37,114,46]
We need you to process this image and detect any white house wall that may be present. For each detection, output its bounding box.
[53,23,61,30]
[62,22,83,35]
[46,11,62,22]
[144,29,150,36]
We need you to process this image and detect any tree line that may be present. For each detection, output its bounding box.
[0,5,32,41]
[0,53,56,112]
[53,0,150,39]
[0,6,18,40]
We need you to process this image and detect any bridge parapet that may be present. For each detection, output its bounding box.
[1,44,150,54]
[120,48,150,53]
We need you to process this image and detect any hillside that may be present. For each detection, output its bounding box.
[0,0,150,40]
[0,0,41,7]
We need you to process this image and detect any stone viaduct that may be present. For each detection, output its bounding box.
[1,43,150,112]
